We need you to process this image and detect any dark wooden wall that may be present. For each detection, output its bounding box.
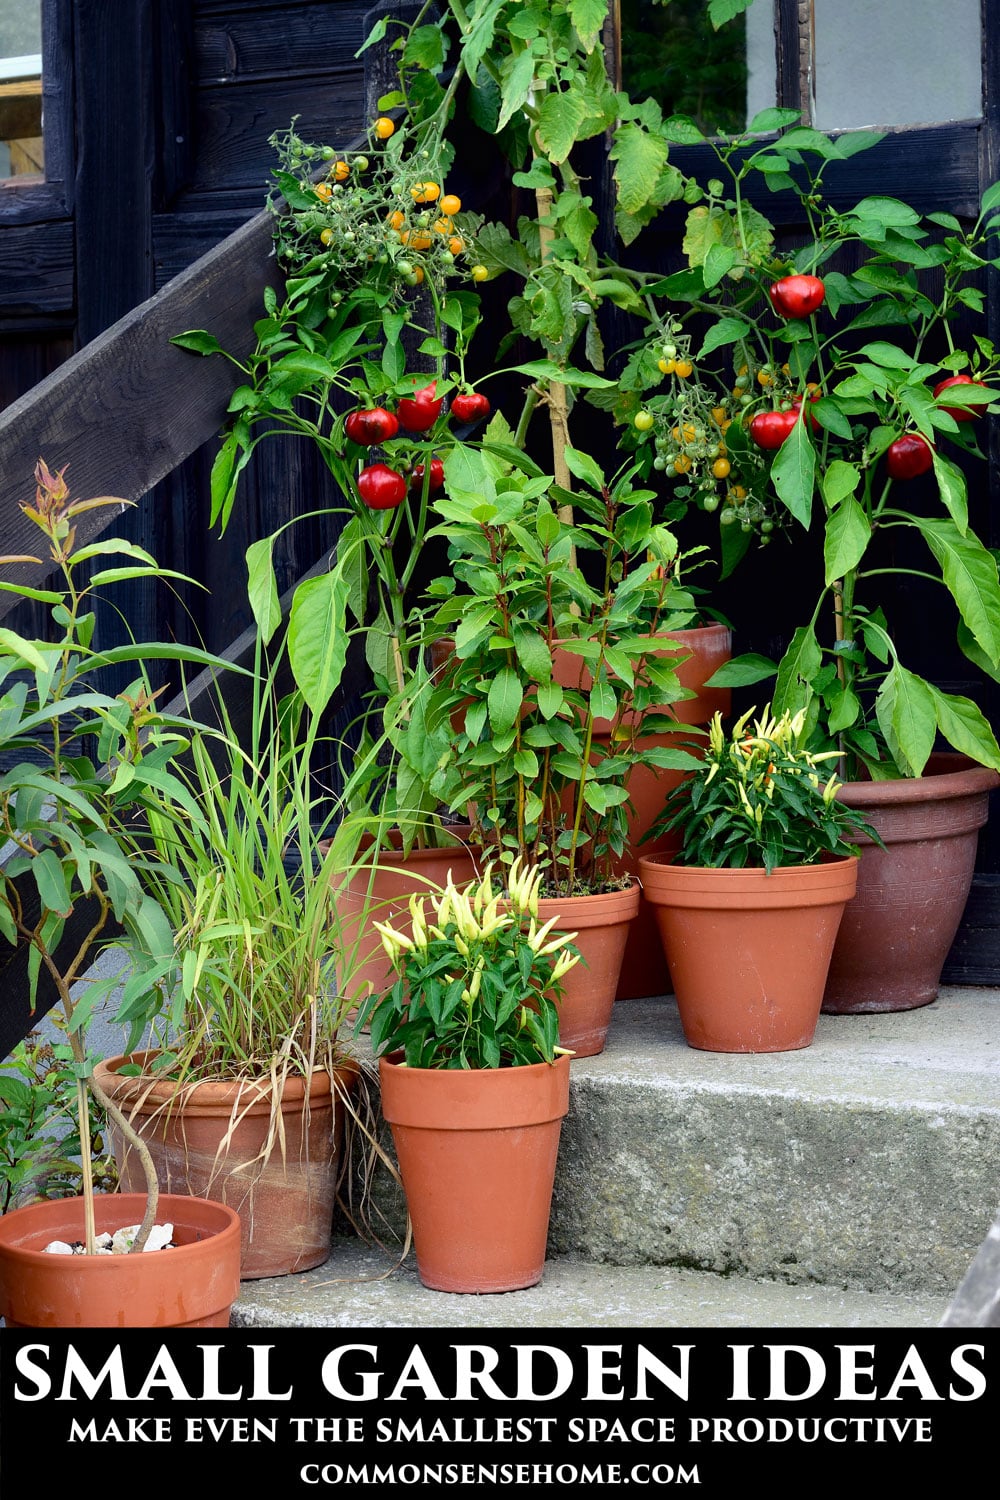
[0,0,374,666]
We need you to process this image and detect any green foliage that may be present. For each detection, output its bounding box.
[0,1027,116,1212]
[356,861,578,1068]
[417,446,703,894]
[653,707,877,873]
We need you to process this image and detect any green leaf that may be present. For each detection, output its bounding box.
[703,242,736,287]
[926,683,1000,770]
[931,450,969,534]
[488,668,523,733]
[511,360,614,389]
[563,446,605,491]
[981,180,1000,216]
[497,48,535,133]
[824,495,871,586]
[773,626,822,717]
[697,316,751,359]
[536,90,588,164]
[876,661,937,776]
[569,0,608,50]
[610,122,670,216]
[402,23,447,71]
[848,196,921,227]
[245,536,281,645]
[33,848,73,917]
[706,654,777,688]
[287,568,350,715]
[536,682,563,719]
[811,397,854,441]
[746,106,801,133]
[858,341,917,369]
[590,680,616,721]
[913,516,1000,666]
[512,623,552,683]
[771,418,815,528]
[822,460,861,507]
[171,329,222,356]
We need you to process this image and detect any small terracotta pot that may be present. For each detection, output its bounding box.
[824,754,1000,1013]
[0,1192,241,1328]
[638,854,858,1052]
[535,882,640,1057]
[94,1053,359,1280]
[378,1052,570,1293]
[334,830,481,1004]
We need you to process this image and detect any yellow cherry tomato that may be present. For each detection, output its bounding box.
[757,368,774,387]
[374,117,395,139]
[410,231,432,251]
[411,181,441,203]
[471,264,489,281]
[448,235,464,256]
[320,228,334,245]
[658,357,675,375]
[710,406,728,426]
[634,410,656,432]
[388,209,406,231]
[433,216,453,235]
[331,160,350,182]
[674,359,693,379]
[673,452,692,473]
[314,181,333,202]
[712,458,732,479]
[440,193,462,216]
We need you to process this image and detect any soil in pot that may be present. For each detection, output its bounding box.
[638,854,858,1052]
[94,1054,359,1280]
[377,1052,570,1293]
[823,754,1000,1013]
[0,1192,241,1328]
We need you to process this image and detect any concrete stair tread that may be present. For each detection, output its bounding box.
[231,1241,949,1329]
[232,985,999,1324]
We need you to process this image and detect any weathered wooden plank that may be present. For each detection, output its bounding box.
[0,220,74,313]
[152,208,259,287]
[190,78,365,192]
[194,1,371,80]
[0,204,283,619]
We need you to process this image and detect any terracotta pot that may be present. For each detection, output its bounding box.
[638,854,858,1052]
[595,624,732,1001]
[334,829,481,1004]
[0,1192,241,1328]
[378,1051,570,1292]
[94,1053,359,1280]
[536,882,640,1057]
[823,754,1000,1013]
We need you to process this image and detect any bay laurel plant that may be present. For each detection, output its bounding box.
[620,119,1000,779]
[0,462,227,1253]
[356,858,579,1068]
[415,443,703,897]
[651,706,878,875]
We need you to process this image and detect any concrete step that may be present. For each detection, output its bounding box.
[233,985,1000,1326]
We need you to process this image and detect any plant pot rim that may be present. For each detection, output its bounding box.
[377,1050,571,1130]
[835,754,1000,807]
[638,852,858,907]
[0,1191,240,1263]
[94,1050,360,1110]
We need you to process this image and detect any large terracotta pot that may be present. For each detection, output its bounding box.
[638,853,858,1052]
[94,1053,359,1280]
[0,1192,241,1328]
[564,623,730,1001]
[535,882,640,1057]
[823,755,1000,1013]
[334,829,480,1004]
[378,1051,570,1293]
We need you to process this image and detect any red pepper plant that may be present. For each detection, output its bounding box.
[618,117,1000,779]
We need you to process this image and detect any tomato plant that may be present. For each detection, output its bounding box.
[357,463,408,509]
[345,406,399,445]
[748,409,798,450]
[767,274,825,320]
